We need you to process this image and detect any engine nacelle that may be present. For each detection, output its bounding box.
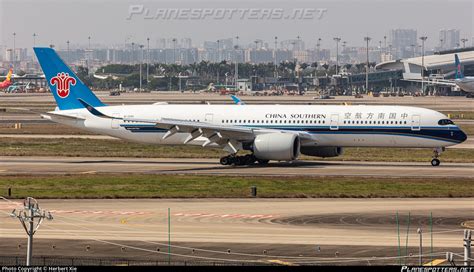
[300,146,344,158]
[253,133,300,161]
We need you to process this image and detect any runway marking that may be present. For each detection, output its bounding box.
[173,213,277,219]
[424,259,446,266]
[461,220,474,229]
[48,209,152,216]
[268,260,298,266]
[80,171,97,174]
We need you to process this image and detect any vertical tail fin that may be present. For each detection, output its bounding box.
[5,68,13,82]
[33,47,105,110]
[454,54,464,79]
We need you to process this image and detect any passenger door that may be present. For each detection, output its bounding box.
[111,113,120,129]
[205,113,214,124]
[411,114,421,131]
[329,114,339,130]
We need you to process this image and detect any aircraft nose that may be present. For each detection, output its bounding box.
[455,128,468,143]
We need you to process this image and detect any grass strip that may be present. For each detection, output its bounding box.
[0,174,473,198]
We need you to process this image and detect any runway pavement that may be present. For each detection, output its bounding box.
[0,156,473,178]
[0,198,471,264]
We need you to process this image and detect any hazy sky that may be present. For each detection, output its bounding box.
[1,0,473,50]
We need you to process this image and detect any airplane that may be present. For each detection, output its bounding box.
[453,54,474,94]
[0,68,13,89]
[34,47,467,167]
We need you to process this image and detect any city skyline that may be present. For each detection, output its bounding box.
[1,0,473,50]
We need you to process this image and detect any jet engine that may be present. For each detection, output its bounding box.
[253,133,300,161]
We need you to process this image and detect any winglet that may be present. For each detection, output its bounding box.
[78,99,112,118]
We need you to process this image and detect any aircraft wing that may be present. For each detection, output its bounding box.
[78,99,315,152]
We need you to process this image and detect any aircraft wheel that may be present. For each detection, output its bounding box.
[243,154,256,165]
[233,156,244,166]
[220,156,230,165]
[257,159,269,165]
[431,158,440,167]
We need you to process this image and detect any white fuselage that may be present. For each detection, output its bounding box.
[46,104,467,150]
[455,77,474,93]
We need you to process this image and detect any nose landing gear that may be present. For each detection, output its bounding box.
[430,147,445,166]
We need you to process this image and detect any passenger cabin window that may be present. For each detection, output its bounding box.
[438,119,454,126]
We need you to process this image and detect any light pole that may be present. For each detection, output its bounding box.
[66,40,70,64]
[87,36,91,75]
[172,38,177,64]
[464,229,472,266]
[420,36,428,93]
[33,33,37,47]
[234,36,239,89]
[254,40,259,64]
[216,39,220,62]
[139,44,144,91]
[383,35,387,53]
[316,38,322,61]
[333,37,341,75]
[146,37,150,83]
[274,36,278,78]
[364,36,371,92]
[216,39,221,83]
[178,72,182,92]
[13,32,16,66]
[417,228,423,266]
[461,38,468,48]
[10,197,53,266]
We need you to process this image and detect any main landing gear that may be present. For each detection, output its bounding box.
[431,147,445,167]
[219,154,269,166]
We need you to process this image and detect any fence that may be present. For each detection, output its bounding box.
[0,256,268,266]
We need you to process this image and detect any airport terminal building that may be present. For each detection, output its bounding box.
[376,49,474,81]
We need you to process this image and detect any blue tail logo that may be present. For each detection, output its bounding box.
[455,54,464,79]
[34,47,105,110]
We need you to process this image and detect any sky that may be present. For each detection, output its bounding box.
[0,0,473,50]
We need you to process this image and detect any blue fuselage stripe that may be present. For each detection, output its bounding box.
[120,124,464,143]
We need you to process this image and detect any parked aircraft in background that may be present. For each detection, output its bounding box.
[406,54,474,95]
[453,54,474,94]
[0,68,13,89]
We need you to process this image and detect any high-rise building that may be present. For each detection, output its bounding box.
[292,50,309,63]
[5,49,13,62]
[439,29,460,49]
[218,38,234,50]
[389,29,417,58]
[157,38,167,49]
[280,39,305,51]
[180,38,192,49]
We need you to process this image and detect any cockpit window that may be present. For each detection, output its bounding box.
[438,119,454,125]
